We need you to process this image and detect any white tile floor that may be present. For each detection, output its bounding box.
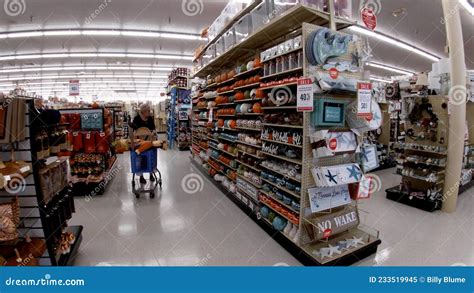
[71,150,473,266]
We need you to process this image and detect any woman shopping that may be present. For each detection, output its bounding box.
[130,104,156,184]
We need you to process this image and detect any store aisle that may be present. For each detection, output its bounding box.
[71,150,473,266]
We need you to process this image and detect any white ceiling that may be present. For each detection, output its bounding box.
[0,0,472,101]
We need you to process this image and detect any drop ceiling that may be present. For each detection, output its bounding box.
[0,0,472,101]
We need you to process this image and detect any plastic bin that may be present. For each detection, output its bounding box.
[223,28,236,51]
[234,14,252,44]
[130,148,157,174]
[250,1,271,34]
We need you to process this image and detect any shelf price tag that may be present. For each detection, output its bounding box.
[357,82,373,120]
[297,78,313,112]
[69,80,80,96]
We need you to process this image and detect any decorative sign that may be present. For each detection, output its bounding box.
[305,206,360,241]
[359,144,379,172]
[69,80,80,96]
[361,7,377,31]
[357,82,373,119]
[308,185,352,213]
[296,78,314,112]
[311,130,358,158]
[312,164,362,187]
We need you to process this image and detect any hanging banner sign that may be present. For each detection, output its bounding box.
[297,78,313,112]
[69,80,80,96]
[357,82,373,119]
[361,7,377,30]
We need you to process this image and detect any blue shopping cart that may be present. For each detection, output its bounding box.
[130,128,162,198]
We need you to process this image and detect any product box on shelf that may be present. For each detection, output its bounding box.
[223,28,236,51]
[234,13,252,44]
[203,45,216,66]
[250,1,272,34]
[215,37,226,57]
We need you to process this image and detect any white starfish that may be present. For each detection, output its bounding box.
[349,236,365,247]
[327,244,342,257]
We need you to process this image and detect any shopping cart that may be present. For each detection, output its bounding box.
[130,127,163,198]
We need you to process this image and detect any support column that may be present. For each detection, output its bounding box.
[441,0,467,213]
[328,0,336,31]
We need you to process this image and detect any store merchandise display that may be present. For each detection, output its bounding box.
[58,108,117,196]
[190,0,384,265]
[0,92,82,266]
[168,68,192,150]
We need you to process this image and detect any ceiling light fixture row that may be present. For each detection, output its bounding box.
[0,74,169,82]
[0,65,177,74]
[0,52,195,61]
[348,26,440,62]
[0,29,204,41]
[366,62,416,75]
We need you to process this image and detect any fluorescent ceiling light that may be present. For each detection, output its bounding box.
[68,53,98,57]
[42,53,69,58]
[459,0,474,15]
[348,26,440,62]
[366,62,415,75]
[7,31,43,38]
[160,33,201,40]
[43,30,81,36]
[0,66,173,74]
[121,31,160,37]
[97,53,127,58]
[82,30,120,36]
[0,52,193,61]
[370,76,391,83]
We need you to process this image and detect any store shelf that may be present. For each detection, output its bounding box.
[262,138,303,148]
[236,159,262,172]
[236,127,262,132]
[235,98,262,104]
[194,5,351,78]
[218,89,235,95]
[235,140,261,148]
[239,113,263,116]
[216,102,235,107]
[260,81,298,90]
[261,218,296,243]
[260,164,301,183]
[262,123,303,129]
[261,105,297,110]
[216,78,235,87]
[260,151,302,165]
[386,186,441,212]
[261,178,301,199]
[209,145,237,157]
[237,174,262,188]
[209,157,237,171]
[57,225,83,266]
[260,200,298,225]
[238,150,264,160]
[260,190,299,213]
[234,67,263,79]
[262,47,303,63]
[234,82,261,91]
[216,114,237,118]
[218,136,236,143]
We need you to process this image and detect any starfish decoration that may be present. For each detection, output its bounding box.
[318,247,332,260]
[346,165,362,181]
[360,146,372,162]
[327,244,342,257]
[347,236,365,248]
[337,240,350,251]
[325,170,338,185]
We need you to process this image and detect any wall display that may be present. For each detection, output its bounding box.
[191,13,381,265]
[308,185,351,213]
